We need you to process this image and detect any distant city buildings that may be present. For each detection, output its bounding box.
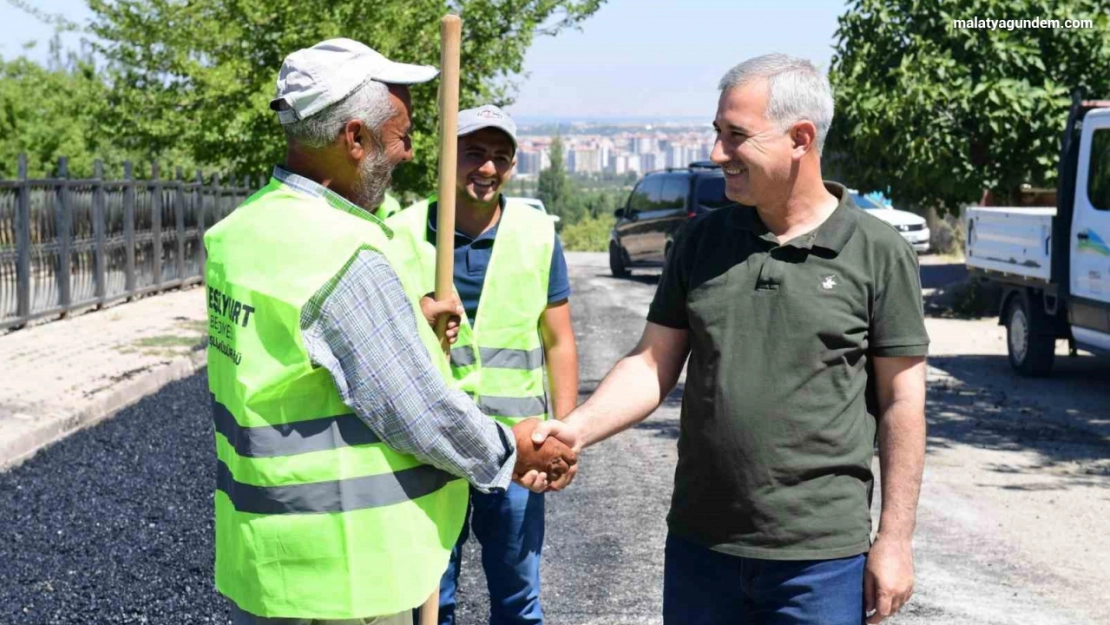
[569,147,602,173]
[512,124,716,177]
[630,136,655,154]
[516,149,549,175]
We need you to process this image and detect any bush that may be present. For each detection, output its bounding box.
[560,215,615,252]
[930,213,966,256]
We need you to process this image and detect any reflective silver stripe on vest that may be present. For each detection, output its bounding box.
[450,346,478,368]
[216,460,457,515]
[478,395,548,418]
[212,397,380,458]
[480,347,544,370]
[450,346,544,370]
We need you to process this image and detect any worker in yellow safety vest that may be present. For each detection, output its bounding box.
[204,38,577,625]
[389,105,579,625]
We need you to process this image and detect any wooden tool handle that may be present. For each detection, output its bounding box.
[434,13,463,357]
[421,14,462,623]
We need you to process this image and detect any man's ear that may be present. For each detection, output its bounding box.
[790,121,817,159]
[343,119,370,162]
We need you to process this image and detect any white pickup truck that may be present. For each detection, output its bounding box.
[966,96,1110,375]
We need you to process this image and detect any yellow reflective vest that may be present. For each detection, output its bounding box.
[204,180,467,619]
[388,198,555,426]
[373,191,403,220]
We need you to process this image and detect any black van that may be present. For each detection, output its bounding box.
[609,162,735,277]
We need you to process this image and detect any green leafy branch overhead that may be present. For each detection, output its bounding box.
[79,0,604,193]
[827,0,1110,213]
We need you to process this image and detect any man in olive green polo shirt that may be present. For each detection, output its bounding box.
[533,54,928,624]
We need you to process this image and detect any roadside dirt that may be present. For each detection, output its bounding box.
[903,257,1110,624]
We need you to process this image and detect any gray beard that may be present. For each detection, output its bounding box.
[350,150,393,211]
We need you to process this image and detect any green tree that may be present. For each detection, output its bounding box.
[0,40,126,178]
[85,0,605,191]
[587,189,611,218]
[827,0,1110,212]
[559,213,614,251]
[537,134,577,221]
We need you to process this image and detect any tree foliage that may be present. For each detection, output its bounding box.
[560,213,615,251]
[827,0,1110,212]
[84,0,605,192]
[537,135,574,220]
[0,42,117,178]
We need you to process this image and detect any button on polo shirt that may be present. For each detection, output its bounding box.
[648,182,929,560]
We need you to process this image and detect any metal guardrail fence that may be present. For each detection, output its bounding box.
[0,154,259,331]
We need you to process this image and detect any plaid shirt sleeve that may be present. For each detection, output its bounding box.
[300,249,517,493]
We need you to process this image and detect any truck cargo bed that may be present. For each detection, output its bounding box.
[966,207,1056,282]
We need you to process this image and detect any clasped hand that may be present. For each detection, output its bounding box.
[510,418,578,493]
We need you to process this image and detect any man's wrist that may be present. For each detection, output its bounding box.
[874,522,915,543]
[560,411,590,451]
[553,400,576,422]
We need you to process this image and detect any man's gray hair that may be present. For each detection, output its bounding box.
[718,54,834,154]
[283,80,394,149]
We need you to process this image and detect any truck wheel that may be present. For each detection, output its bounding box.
[609,242,629,278]
[1005,292,1055,376]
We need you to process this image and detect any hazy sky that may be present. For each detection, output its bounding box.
[0,0,849,121]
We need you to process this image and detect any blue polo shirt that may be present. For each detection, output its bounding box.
[426,198,571,320]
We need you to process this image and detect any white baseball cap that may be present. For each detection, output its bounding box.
[270,38,438,125]
[457,105,518,151]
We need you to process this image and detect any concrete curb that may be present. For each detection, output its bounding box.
[0,350,207,472]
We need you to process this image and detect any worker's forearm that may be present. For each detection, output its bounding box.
[545,340,579,420]
[301,252,516,493]
[566,352,677,449]
[876,399,926,541]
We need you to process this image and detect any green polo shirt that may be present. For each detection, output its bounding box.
[648,182,929,560]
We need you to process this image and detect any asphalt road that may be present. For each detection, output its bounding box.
[0,373,225,624]
[2,252,1107,624]
[0,252,671,625]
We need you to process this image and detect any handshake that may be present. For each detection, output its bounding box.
[509,418,579,493]
[420,295,580,493]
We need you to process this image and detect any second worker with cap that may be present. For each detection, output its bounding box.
[389,105,579,625]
